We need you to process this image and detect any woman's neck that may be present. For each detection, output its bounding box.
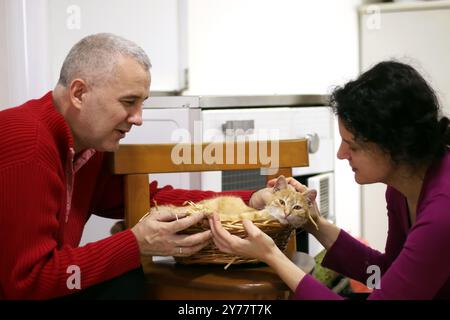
[387,164,428,210]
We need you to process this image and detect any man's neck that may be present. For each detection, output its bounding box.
[52,85,84,153]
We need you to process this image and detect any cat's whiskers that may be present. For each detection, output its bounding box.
[308,212,319,230]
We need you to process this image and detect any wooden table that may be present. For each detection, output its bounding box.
[143,252,315,300]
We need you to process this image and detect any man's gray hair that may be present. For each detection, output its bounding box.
[58,33,151,87]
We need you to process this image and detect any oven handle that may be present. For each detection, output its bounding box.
[222,120,255,135]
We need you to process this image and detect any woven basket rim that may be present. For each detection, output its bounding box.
[176,219,294,265]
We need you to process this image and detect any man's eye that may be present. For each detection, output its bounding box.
[122,100,135,105]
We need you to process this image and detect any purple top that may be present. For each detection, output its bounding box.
[294,151,450,300]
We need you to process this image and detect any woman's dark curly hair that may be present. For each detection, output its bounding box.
[330,61,450,168]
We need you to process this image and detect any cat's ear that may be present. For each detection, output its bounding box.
[273,175,287,191]
[301,189,317,206]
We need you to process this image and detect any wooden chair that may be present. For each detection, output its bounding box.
[107,139,315,299]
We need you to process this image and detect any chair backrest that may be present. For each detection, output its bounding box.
[107,139,309,228]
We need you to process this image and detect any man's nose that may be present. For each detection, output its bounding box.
[129,108,143,126]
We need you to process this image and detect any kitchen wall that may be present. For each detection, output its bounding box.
[186,0,363,95]
[0,0,51,109]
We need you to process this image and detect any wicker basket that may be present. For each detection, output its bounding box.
[175,218,295,266]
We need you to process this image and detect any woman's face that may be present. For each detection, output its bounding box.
[336,118,395,185]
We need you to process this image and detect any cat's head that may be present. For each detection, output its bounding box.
[266,176,317,228]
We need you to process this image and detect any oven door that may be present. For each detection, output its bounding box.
[200,106,334,192]
[200,107,292,191]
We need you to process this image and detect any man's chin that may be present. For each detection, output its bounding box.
[97,142,120,152]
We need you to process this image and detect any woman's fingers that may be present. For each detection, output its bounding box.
[208,213,243,253]
[242,219,261,238]
[266,176,307,192]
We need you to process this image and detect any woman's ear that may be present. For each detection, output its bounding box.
[273,175,287,191]
[69,79,88,111]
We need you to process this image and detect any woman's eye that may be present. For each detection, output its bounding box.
[279,199,285,206]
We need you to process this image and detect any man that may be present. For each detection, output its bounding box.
[0,33,268,299]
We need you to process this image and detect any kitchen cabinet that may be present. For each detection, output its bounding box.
[47,0,183,92]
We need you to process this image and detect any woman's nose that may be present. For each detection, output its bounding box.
[336,142,348,160]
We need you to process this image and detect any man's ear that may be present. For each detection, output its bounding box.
[273,175,287,191]
[301,189,317,206]
[69,79,88,111]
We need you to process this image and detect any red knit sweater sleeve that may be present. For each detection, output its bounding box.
[149,181,256,206]
[0,161,140,299]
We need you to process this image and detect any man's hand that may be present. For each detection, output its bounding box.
[131,206,211,257]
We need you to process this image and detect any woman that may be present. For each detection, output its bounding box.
[208,61,450,299]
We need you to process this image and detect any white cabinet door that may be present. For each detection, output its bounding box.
[47,0,183,91]
[360,3,450,115]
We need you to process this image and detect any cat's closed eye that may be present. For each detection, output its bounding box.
[278,199,285,205]
[292,205,302,210]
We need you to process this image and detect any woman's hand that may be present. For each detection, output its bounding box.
[249,176,307,209]
[267,176,322,233]
[267,176,307,192]
[208,212,279,264]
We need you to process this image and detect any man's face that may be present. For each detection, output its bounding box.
[75,56,150,152]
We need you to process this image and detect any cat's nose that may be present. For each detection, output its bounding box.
[284,209,290,217]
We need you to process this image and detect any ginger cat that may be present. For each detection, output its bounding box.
[157,176,318,229]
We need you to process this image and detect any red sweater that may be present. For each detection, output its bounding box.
[0,92,254,299]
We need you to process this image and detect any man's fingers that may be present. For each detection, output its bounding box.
[170,212,205,232]
[175,240,210,257]
[173,229,212,247]
[152,209,188,222]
